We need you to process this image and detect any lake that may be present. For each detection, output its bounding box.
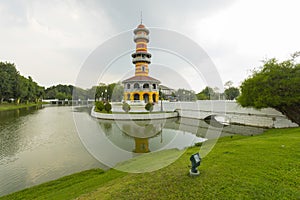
[0,105,265,196]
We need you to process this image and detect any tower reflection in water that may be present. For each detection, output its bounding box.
[99,118,178,154]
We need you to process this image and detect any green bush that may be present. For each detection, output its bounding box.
[95,101,104,111]
[122,102,131,113]
[145,102,154,112]
[104,102,112,113]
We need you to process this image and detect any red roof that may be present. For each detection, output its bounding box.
[122,75,161,83]
[137,24,145,28]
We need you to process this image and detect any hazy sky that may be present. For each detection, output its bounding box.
[0,0,299,92]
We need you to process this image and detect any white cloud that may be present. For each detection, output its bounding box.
[0,0,299,90]
[190,0,300,86]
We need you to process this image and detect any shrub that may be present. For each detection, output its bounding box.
[145,102,154,112]
[122,102,131,113]
[95,101,104,111]
[104,102,112,113]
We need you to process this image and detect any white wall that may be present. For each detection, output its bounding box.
[158,101,297,128]
[109,101,297,128]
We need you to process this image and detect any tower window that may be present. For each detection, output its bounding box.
[134,83,140,89]
[153,84,156,89]
[127,84,130,89]
[142,66,145,72]
[143,83,149,88]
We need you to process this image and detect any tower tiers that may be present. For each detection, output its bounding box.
[122,22,161,104]
[132,52,151,64]
[132,23,151,76]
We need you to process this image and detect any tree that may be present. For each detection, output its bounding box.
[95,101,104,112]
[237,52,300,125]
[95,83,107,101]
[122,102,131,113]
[55,92,67,100]
[196,86,214,100]
[0,62,43,104]
[224,87,240,100]
[16,75,29,103]
[110,82,124,102]
[145,102,154,112]
[87,86,97,101]
[0,62,19,102]
[224,81,233,88]
[104,102,112,113]
[45,85,74,100]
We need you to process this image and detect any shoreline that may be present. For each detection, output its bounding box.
[91,106,179,120]
[0,103,44,112]
[2,127,299,199]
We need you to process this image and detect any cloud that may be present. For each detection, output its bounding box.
[190,0,300,86]
[0,0,299,91]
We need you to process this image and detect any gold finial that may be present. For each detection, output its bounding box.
[140,11,143,24]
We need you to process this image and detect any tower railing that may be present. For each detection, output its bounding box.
[134,34,149,42]
[132,57,151,64]
[124,88,159,92]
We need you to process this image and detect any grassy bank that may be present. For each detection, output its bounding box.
[2,128,299,199]
[0,103,43,111]
[1,169,126,200]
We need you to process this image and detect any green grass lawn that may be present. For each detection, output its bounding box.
[1,128,299,200]
[0,169,126,200]
[0,103,42,111]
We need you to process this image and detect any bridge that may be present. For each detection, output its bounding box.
[159,101,297,128]
[42,99,94,105]
[110,100,297,128]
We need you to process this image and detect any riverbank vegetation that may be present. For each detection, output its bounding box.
[0,102,44,111]
[0,62,116,104]
[2,127,299,199]
[238,52,300,125]
[0,62,44,104]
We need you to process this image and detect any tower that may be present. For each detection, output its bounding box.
[122,21,160,103]
[132,23,151,76]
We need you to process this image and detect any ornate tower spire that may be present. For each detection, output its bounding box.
[132,23,151,76]
[122,19,160,104]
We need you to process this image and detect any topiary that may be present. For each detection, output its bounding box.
[145,102,154,112]
[122,102,131,113]
[95,101,104,111]
[104,102,112,113]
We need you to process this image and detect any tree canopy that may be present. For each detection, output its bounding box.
[224,87,240,100]
[0,62,44,103]
[237,52,300,125]
[95,82,124,102]
[196,86,223,100]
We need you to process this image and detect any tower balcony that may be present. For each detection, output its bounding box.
[134,27,149,34]
[134,34,149,42]
[124,88,159,93]
[132,52,151,58]
[132,56,151,64]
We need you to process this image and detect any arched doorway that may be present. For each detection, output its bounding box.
[152,94,157,103]
[134,93,140,101]
[143,93,149,103]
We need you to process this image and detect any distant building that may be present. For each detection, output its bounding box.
[122,22,160,103]
[159,85,176,101]
[159,85,175,97]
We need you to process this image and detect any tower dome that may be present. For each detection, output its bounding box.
[137,24,145,28]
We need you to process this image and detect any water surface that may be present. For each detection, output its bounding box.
[0,106,265,196]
